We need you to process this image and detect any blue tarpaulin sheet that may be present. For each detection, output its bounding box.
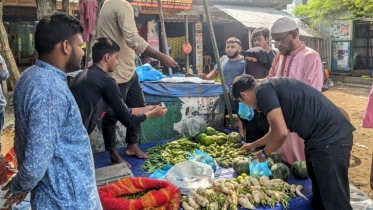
[140,82,228,97]
[94,141,313,209]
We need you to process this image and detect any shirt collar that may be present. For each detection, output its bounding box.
[35,60,67,81]
[89,64,107,74]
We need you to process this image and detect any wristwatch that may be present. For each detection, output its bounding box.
[260,150,270,159]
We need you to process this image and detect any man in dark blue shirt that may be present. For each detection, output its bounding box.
[198,37,245,113]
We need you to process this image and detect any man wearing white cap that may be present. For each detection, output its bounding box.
[263,17,323,165]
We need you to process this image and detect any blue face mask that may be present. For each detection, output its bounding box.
[238,102,254,121]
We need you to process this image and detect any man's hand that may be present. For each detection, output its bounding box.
[160,55,178,68]
[240,142,256,153]
[198,73,207,79]
[252,150,267,163]
[151,106,168,117]
[2,181,28,206]
[145,105,155,112]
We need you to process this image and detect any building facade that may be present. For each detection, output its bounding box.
[3,0,79,65]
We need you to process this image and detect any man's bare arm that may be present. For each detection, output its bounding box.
[198,69,219,80]
[262,108,289,155]
[142,46,178,68]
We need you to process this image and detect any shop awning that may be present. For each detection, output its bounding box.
[131,0,193,10]
[214,5,323,38]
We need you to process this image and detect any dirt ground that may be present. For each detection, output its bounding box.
[323,85,373,198]
[1,84,372,198]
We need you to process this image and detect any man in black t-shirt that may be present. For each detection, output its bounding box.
[231,75,355,210]
[70,38,167,166]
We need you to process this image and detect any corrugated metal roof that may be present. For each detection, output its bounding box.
[56,0,79,3]
[214,5,322,38]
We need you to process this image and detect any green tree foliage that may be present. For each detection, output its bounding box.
[344,0,373,18]
[293,0,373,25]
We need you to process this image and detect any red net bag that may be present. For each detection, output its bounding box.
[98,177,180,210]
[3,147,18,179]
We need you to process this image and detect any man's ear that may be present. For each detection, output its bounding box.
[291,30,298,39]
[62,40,71,55]
[239,92,246,100]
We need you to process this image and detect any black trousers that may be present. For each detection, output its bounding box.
[101,72,146,151]
[305,133,353,210]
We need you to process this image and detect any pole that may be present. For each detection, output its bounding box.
[202,0,235,128]
[157,0,172,75]
[185,15,189,74]
[371,155,373,189]
[248,29,252,49]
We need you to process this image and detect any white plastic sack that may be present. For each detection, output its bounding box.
[180,116,207,139]
[165,160,214,196]
[350,184,373,210]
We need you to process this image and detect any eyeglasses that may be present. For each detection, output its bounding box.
[272,32,292,44]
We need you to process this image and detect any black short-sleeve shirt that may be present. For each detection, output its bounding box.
[255,77,355,149]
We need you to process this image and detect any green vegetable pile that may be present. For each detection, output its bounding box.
[200,142,248,168]
[141,139,200,173]
[120,188,154,199]
[141,128,251,174]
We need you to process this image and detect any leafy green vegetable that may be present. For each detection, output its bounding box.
[120,188,155,199]
[141,139,200,173]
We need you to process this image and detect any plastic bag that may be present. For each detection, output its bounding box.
[238,102,254,121]
[188,150,216,172]
[136,64,165,82]
[249,158,272,179]
[350,184,373,210]
[149,164,172,180]
[180,116,207,139]
[165,160,214,196]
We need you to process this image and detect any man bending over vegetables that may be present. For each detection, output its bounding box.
[232,74,354,210]
[70,37,167,167]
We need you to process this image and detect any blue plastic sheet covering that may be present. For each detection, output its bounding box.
[140,82,228,97]
[94,141,313,210]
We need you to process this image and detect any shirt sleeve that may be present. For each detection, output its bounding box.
[0,56,9,81]
[302,52,323,91]
[102,79,146,126]
[255,83,281,115]
[116,1,149,54]
[10,90,64,194]
[214,55,228,70]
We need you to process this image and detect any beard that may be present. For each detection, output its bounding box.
[65,48,82,73]
[227,51,239,59]
[278,41,295,56]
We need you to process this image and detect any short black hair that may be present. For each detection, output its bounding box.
[252,27,270,39]
[231,74,257,100]
[92,37,120,63]
[35,11,84,56]
[226,37,242,46]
